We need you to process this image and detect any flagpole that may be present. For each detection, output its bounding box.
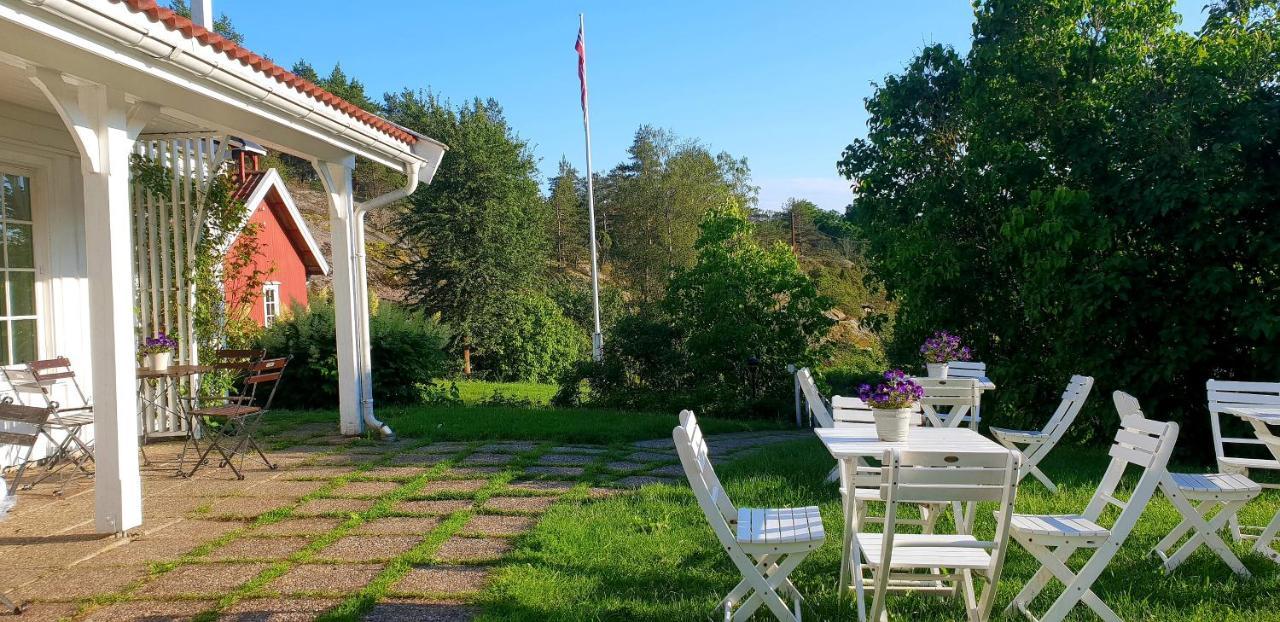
[580,13,604,362]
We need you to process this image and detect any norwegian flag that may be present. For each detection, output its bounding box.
[575,23,589,114]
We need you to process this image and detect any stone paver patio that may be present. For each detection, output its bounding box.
[0,423,808,620]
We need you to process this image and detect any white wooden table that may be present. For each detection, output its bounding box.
[1221,406,1280,562]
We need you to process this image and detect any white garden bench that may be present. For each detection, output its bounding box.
[674,410,825,621]
[1005,392,1179,622]
[989,375,1094,493]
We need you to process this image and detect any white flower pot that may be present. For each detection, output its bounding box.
[926,362,949,379]
[873,407,913,442]
[147,351,172,372]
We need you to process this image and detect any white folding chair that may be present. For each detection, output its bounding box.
[795,368,833,429]
[1006,392,1179,622]
[1206,379,1280,542]
[674,410,825,621]
[989,375,1094,493]
[831,395,924,427]
[916,378,981,429]
[849,448,1021,622]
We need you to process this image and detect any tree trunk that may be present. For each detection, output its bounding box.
[463,346,472,376]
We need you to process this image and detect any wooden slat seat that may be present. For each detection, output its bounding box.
[1169,472,1261,498]
[988,427,1046,443]
[0,403,53,425]
[1009,514,1109,539]
[735,507,825,549]
[857,534,994,570]
[189,405,261,418]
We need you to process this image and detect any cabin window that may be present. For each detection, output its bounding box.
[0,173,36,365]
[263,282,280,326]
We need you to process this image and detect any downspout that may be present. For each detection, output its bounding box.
[349,162,423,440]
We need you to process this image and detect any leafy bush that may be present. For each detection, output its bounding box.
[564,202,833,417]
[470,290,588,383]
[257,298,450,409]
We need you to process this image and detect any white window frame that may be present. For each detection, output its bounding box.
[0,168,38,365]
[262,281,280,326]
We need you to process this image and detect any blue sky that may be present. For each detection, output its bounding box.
[212,1,1210,212]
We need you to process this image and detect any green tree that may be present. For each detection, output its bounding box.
[168,0,244,45]
[384,91,549,372]
[546,157,590,272]
[839,0,1280,444]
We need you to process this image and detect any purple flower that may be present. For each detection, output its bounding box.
[861,369,923,409]
[140,331,177,354]
[920,330,973,364]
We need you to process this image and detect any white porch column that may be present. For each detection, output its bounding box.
[30,69,158,534]
[314,157,364,435]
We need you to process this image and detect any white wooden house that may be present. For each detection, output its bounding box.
[0,0,445,534]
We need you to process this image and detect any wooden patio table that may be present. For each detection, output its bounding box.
[815,425,1016,600]
[136,364,212,468]
[1221,405,1280,563]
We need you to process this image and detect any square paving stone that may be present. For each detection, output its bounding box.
[333,481,402,498]
[604,461,646,473]
[483,496,557,514]
[240,480,329,499]
[410,442,471,454]
[206,497,291,520]
[317,535,421,562]
[537,453,595,466]
[295,498,375,516]
[363,466,430,480]
[443,466,502,478]
[270,563,383,595]
[459,515,535,537]
[252,517,343,537]
[1,602,79,622]
[631,438,675,449]
[508,480,575,494]
[434,537,512,563]
[310,453,383,466]
[135,562,270,597]
[206,536,309,561]
[390,566,491,596]
[390,454,448,466]
[523,466,584,478]
[612,475,673,489]
[418,479,487,495]
[85,536,202,566]
[220,597,341,621]
[549,446,607,455]
[82,599,214,621]
[395,500,473,515]
[280,466,356,481]
[476,441,537,453]
[627,451,676,463]
[159,519,248,539]
[461,453,515,465]
[16,564,147,600]
[648,463,685,478]
[363,599,477,622]
[355,517,442,535]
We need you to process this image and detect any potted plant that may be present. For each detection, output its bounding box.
[859,369,924,442]
[920,330,972,379]
[140,332,177,372]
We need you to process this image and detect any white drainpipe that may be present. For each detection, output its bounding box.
[349,162,424,440]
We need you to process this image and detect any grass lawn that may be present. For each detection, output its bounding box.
[479,437,1280,621]
[267,403,787,446]
[447,379,560,406]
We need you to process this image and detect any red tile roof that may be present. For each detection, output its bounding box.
[109,0,417,145]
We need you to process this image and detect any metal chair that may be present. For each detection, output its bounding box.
[1,358,95,487]
[182,356,288,479]
[0,398,58,494]
[174,349,266,474]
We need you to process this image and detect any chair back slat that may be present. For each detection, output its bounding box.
[917,378,981,405]
[674,410,739,534]
[1041,375,1094,437]
[1084,392,1179,525]
[945,361,987,379]
[1207,379,1280,468]
[795,368,833,428]
[832,395,924,426]
[3,358,92,412]
[879,449,1016,503]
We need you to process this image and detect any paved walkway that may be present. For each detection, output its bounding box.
[0,425,809,621]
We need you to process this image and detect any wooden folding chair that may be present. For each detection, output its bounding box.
[850,448,1020,622]
[989,375,1094,493]
[174,349,267,473]
[1,358,95,488]
[0,399,57,495]
[1206,379,1280,542]
[674,410,825,621]
[916,378,981,429]
[183,357,288,479]
[1005,392,1179,622]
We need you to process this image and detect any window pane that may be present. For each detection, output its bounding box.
[8,175,30,221]
[11,319,35,364]
[0,273,7,316]
[6,224,33,269]
[0,322,9,366]
[8,272,34,316]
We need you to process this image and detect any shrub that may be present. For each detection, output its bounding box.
[257,298,450,409]
[470,290,588,383]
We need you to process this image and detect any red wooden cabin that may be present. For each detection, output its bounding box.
[224,139,329,326]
